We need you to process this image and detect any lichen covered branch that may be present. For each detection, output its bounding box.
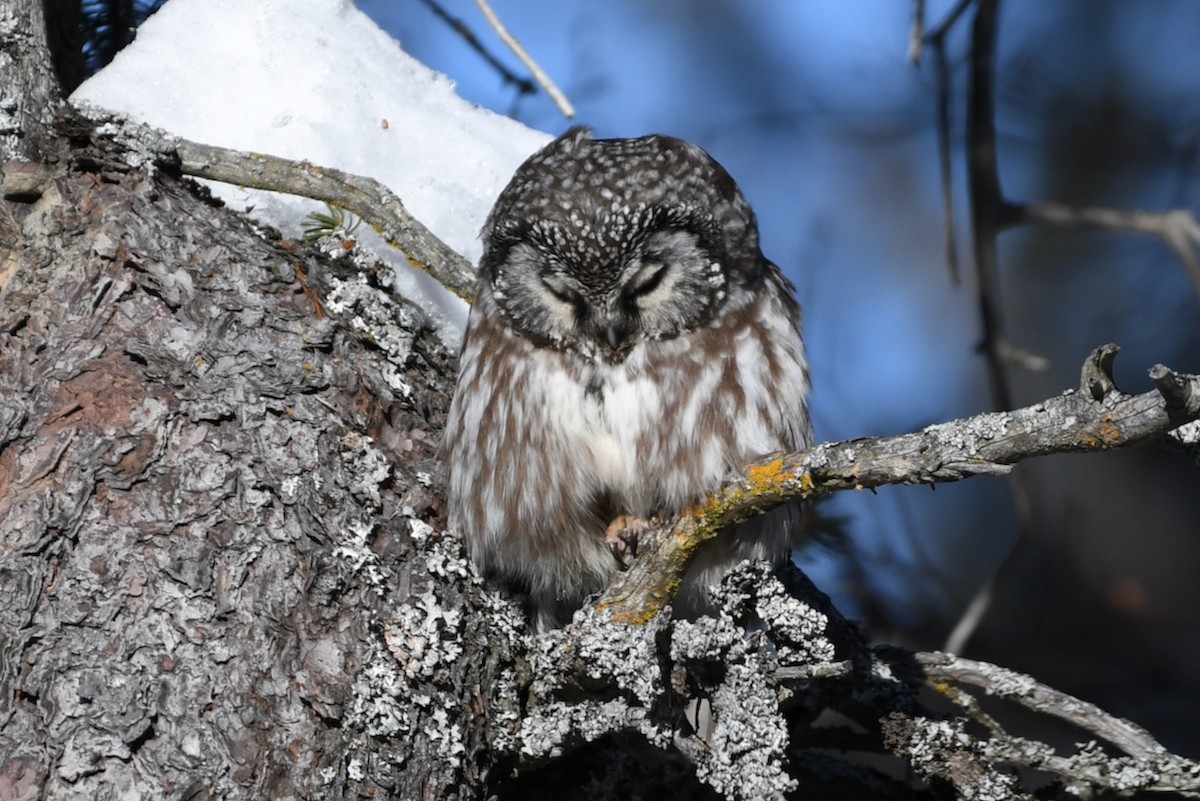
[598,344,1200,622]
[513,558,1200,799]
[917,652,1167,760]
[916,651,1200,797]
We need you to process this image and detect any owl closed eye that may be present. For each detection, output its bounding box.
[443,127,811,629]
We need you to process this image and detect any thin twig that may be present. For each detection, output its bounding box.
[923,0,975,44]
[908,0,926,64]
[932,35,960,284]
[920,0,974,284]
[474,0,575,119]
[929,680,1009,739]
[417,0,537,97]
[942,581,995,655]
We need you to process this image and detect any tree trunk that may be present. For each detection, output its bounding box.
[0,6,511,796]
[0,0,64,161]
[0,115,526,799]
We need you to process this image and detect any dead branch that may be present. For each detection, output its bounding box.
[174,139,477,299]
[474,0,575,119]
[1011,201,1200,297]
[916,651,1200,796]
[597,344,1200,623]
[81,108,479,300]
[417,0,538,99]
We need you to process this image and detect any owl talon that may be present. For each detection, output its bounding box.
[605,514,646,570]
[608,539,630,570]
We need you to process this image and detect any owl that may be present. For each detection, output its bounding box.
[443,127,811,629]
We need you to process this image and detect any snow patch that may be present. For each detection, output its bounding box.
[72,0,550,343]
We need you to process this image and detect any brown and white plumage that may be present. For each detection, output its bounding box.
[443,127,811,628]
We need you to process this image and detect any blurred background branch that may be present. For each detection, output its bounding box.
[915,0,1200,661]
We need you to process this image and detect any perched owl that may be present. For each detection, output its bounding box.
[443,127,811,629]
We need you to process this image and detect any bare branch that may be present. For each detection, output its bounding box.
[597,345,1200,622]
[932,35,960,284]
[474,0,575,119]
[966,0,1015,407]
[84,110,479,300]
[994,339,1051,372]
[941,579,996,656]
[1012,201,1200,298]
[173,138,478,300]
[913,0,976,284]
[416,0,537,98]
[922,0,975,44]
[919,0,977,285]
[907,0,926,64]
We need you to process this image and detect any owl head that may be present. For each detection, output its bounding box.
[478,127,770,363]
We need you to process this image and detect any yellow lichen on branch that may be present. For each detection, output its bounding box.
[746,457,786,492]
[1097,417,1121,446]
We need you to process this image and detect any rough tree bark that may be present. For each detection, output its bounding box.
[0,0,65,161]
[0,111,516,797]
[1,10,508,795]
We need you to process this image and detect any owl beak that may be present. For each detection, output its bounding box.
[599,312,636,355]
[604,322,624,351]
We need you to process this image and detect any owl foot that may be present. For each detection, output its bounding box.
[605,514,647,570]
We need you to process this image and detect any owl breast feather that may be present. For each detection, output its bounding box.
[444,281,809,625]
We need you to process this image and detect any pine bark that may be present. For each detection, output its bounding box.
[0,77,496,801]
[0,0,64,161]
